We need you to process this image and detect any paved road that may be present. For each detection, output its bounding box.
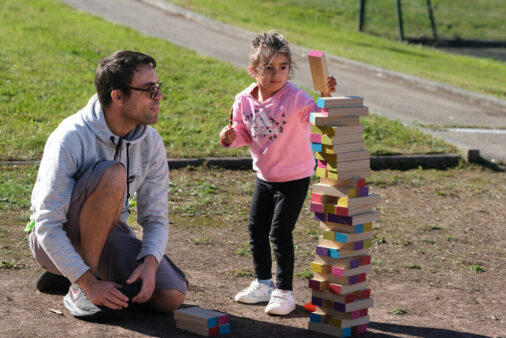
[62,0,506,164]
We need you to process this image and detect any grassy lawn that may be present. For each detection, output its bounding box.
[167,0,506,100]
[0,0,455,161]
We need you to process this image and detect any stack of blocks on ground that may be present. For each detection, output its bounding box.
[306,50,379,337]
[174,307,231,336]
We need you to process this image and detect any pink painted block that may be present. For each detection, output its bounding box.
[310,202,324,213]
[310,134,322,143]
[309,50,324,58]
[317,160,327,169]
[218,315,229,325]
[355,324,368,334]
[311,193,322,203]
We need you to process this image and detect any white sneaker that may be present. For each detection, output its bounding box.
[265,289,296,315]
[234,280,274,304]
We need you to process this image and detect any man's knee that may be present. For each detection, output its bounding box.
[98,163,126,197]
[150,289,185,314]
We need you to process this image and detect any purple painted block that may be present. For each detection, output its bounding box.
[348,275,358,285]
[359,187,369,197]
[356,324,368,333]
[350,258,360,269]
[315,246,328,256]
[314,212,326,222]
[311,296,323,306]
[218,315,229,325]
[334,302,346,312]
[351,310,362,319]
[328,214,352,225]
[353,241,364,250]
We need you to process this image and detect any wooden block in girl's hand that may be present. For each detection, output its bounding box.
[308,50,330,96]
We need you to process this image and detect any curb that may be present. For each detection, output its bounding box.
[166,155,461,171]
[0,154,462,171]
[140,0,506,111]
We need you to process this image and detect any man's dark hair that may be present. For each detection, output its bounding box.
[94,50,157,107]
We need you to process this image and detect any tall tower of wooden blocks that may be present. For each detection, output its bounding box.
[306,50,379,337]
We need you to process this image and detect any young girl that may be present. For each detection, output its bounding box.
[220,32,336,315]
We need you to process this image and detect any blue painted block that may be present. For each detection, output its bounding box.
[335,233,349,243]
[219,323,231,334]
[329,248,340,258]
[309,313,323,323]
[207,318,218,327]
[311,142,322,152]
[316,97,326,108]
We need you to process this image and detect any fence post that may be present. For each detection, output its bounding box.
[426,0,438,40]
[358,0,366,32]
[396,0,404,41]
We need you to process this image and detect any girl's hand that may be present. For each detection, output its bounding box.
[220,125,236,146]
[327,76,337,93]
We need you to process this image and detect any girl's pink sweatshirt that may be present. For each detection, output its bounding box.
[224,82,316,182]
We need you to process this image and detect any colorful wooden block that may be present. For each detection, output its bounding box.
[310,262,332,274]
[322,143,366,155]
[313,254,371,270]
[311,124,326,135]
[308,321,352,337]
[308,278,329,291]
[322,125,364,137]
[329,315,370,329]
[315,245,369,259]
[308,50,330,96]
[310,113,360,127]
[315,167,370,181]
[320,133,363,146]
[317,96,364,109]
[312,183,358,198]
[320,221,372,234]
[311,142,323,152]
[327,211,379,225]
[334,298,373,313]
[319,178,366,189]
[176,321,220,336]
[329,281,368,295]
[318,237,372,251]
[332,230,374,243]
[337,194,380,208]
[313,305,367,320]
[312,289,355,304]
[314,271,367,286]
[174,307,229,327]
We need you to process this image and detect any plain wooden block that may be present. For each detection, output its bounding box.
[319,178,366,188]
[308,50,330,96]
[317,96,364,108]
[310,113,360,127]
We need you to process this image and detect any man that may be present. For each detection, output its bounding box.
[28,50,187,320]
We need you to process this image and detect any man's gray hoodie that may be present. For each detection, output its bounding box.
[30,94,169,283]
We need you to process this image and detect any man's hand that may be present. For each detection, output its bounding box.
[126,255,158,304]
[220,126,236,146]
[77,270,129,310]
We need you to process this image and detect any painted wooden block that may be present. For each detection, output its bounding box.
[322,125,364,137]
[320,133,363,146]
[330,315,370,329]
[334,205,375,217]
[310,202,324,213]
[309,312,330,324]
[318,237,371,251]
[311,124,326,135]
[311,142,323,152]
[314,271,367,286]
[317,96,364,108]
[176,321,219,336]
[328,211,379,225]
[308,321,352,337]
[312,290,355,304]
[320,221,372,234]
[329,281,368,295]
[219,324,231,335]
[322,143,366,155]
[312,183,358,198]
[314,151,326,161]
[313,305,367,320]
[308,50,330,96]
[334,298,373,313]
[337,194,380,208]
[316,167,370,181]
[310,113,360,127]
[326,159,370,172]
[315,245,369,259]
[311,193,322,203]
[308,278,329,291]
[310,262,332,274]
[329,230,374,243]
[174,307,229,327]
[311,134,322,143]
[358,186,369,197]
[319,178,366,188]
[314,254,371,270]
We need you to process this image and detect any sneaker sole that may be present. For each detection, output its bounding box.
[265,304,296,316]
[63,295,110,320]
[234,297,271,304]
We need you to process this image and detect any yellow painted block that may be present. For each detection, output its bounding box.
[327,171,338,180]
[337,197,349,207]
[363,239,372,249]
[324,204,336,214]
[311,125,325,135]
[322,230,335,241]
[363,222,373,232]
[315,167,327,178]
[315,152,325,161]
[310,262,323,273]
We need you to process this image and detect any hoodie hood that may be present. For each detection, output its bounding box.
[81,94,148,146]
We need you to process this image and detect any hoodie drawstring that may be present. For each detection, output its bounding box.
[110,136,131,207]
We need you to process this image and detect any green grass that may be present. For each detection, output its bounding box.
[168,0,506,100]
[0,0,456,161]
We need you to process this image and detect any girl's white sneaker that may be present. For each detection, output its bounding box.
[265,289,295,315]
[234,280,274,304]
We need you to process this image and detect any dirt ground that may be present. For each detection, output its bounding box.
[0,165,505,337]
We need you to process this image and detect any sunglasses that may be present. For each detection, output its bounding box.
[127,82,162,99]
